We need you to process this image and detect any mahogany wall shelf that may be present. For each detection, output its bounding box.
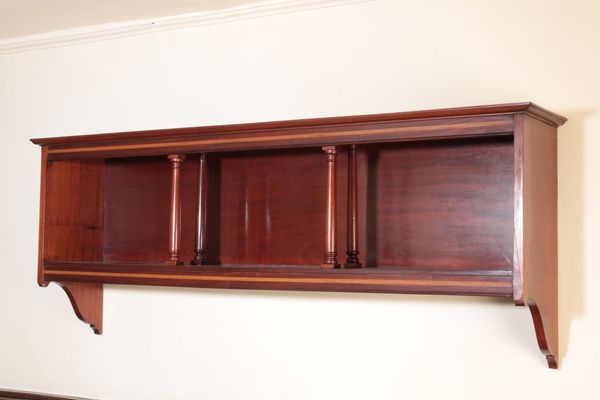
[31,102,566,368]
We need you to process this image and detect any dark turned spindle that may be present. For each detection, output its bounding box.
[344,144,362,268]
[166,154,185,265]
[321,146,340,269]
[191,153,208,265]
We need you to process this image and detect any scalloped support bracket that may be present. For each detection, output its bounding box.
[57,282,103,334]
[514,297,558,369]
[527,300,558,369]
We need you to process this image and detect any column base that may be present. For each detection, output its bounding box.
[190,256,208,266]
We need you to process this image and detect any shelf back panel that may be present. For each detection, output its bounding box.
[366,137,514,271]
[103,157,178,263]
[101,138,513,270]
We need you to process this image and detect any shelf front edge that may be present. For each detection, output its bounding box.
[43,263,513,297]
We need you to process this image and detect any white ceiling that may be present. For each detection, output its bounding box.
[0,0,260,39]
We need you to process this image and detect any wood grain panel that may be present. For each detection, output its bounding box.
[43,159,104,262]
[102,156,198,263]
[218,148,333,265]
[370,138,514,271]
[57,282,103,335]
[514,115,559,368]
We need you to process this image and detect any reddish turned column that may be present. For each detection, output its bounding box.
[344,145,362,268]
[321,146,340,269]
[166,154,185,265]
[191,153,208,265]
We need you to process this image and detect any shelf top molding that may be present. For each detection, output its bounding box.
[31,102,566,160]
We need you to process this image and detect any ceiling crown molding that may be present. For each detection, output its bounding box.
[0,0,370,55]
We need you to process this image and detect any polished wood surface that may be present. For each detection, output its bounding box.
[370,138,514,270]
[0,388,95,400]
[102,157,171,262]
[43,159,104,263]
[191,153,208,265]
[45,262,513,297]
[321,146,340,269]
[345,145,362,268]
[36,147,49,287]
[166,155,185,265]
[32,102,566,368]
[31,103,565,161]
[216,148,328,265]
[513,115,559,368]
[38,116,514,160]
[57,282,103,335]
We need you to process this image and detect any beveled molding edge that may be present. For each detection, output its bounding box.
[0,0,372,55]
[0,388,95,400]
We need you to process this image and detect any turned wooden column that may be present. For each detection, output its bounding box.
[191,153,208,265]
[321,146,340,269]
[166,154,185,265]
[344,144,362,268]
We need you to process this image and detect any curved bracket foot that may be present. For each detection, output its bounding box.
[57,282,103,334]
[527,300,558,369]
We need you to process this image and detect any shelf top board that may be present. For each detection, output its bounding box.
[31,102,566,160]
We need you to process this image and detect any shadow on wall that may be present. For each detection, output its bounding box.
[557,109,591,363]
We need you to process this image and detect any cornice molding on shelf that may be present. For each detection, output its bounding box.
[0,0,371,55]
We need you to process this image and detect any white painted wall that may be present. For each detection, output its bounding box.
[1,0,599,398]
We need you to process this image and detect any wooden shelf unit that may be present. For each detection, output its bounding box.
[31,102,566,368]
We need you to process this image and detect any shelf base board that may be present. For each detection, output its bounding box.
[44,261,512,297]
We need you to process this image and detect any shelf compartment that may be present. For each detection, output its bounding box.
[100,138,514,271]
[102,148,331,265]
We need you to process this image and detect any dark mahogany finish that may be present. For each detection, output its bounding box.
[191,153,208,265]
[0,388,95,400]
[58,282,103,334]
[321,146,340,269]
[166,154,185,265]
[31,102,566,368]
[345,145,362,268]
[371,138,514,270]
[513,114,560,368]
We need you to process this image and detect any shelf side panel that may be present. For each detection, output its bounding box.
[43,159,104,262]
[515,115,559,368]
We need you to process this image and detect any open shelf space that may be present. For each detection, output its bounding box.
[43,137,515,273]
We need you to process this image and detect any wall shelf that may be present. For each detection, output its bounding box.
[31,102,566,368]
